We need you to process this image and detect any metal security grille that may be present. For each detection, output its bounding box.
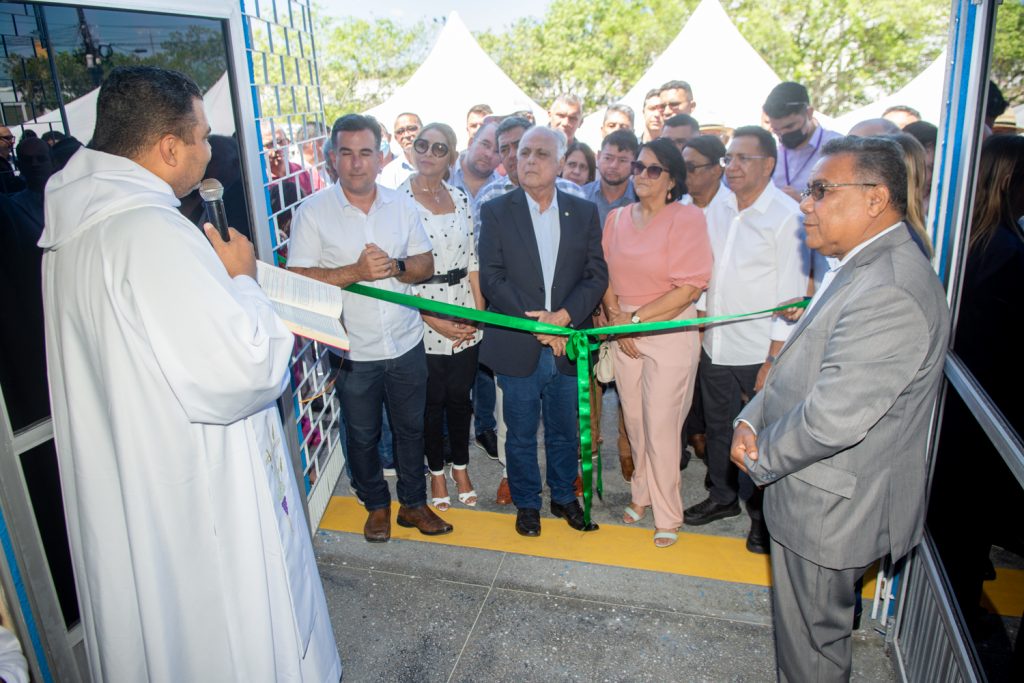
[239,0,342,529]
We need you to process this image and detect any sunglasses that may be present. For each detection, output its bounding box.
[630,160,666,179]
[801,181,878,201]
[685,161,717,173]
[0,135,15,142]
[394,125,420,137]
[413,138,450,158]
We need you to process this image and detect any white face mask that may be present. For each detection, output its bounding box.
[380,137,392,157]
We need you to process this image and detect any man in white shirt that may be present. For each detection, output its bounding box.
[288,113,452,543]
[684,126,809,555]
[451,121,501,207]
[378,111,421,189]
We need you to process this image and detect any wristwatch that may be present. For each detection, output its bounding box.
[630,313,641,324]
[395,259,406,274]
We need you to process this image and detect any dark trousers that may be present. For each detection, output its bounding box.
[338,342,428,510]
[425,345,479,472]
[771,538,872,682]
[473,364,497,434]
[698,350,762,515]
[498,348,578,510]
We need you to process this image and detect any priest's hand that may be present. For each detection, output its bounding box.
[205,223,256,279]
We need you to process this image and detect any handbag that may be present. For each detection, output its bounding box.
[594,340,615,383]
[593,207,626,384]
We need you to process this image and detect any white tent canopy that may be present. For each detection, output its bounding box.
[365,11,545,150]
[829,51,948,133]
[18,71,235,141]
[577,0,782,148]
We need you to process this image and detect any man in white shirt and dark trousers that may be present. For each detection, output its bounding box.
[684,126,808,554]
[289,114,453,543]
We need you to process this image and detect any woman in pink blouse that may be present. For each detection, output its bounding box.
[602,138,713,547]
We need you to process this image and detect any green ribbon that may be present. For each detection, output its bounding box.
[346,283,808,524]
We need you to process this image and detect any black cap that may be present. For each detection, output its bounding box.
[763,82,810,118]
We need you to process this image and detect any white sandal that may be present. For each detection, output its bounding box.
[449,464,477,507]
[429,471,450,512]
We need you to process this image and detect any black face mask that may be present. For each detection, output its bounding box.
[779,120,810,149]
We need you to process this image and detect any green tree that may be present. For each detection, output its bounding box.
[729,0,949,114]
[315,16,434,122]
[477,0,697,113]
[992,0,1024,106]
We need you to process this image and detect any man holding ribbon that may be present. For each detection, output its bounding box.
[478,126,608,537]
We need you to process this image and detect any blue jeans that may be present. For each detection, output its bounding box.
[498,348,578,510]
[473,365,497,434]
[341,404,394,480]
[338,342,427,510]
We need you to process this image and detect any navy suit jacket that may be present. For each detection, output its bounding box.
[478,187,608,377]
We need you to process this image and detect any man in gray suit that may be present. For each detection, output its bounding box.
[730,136,949,681]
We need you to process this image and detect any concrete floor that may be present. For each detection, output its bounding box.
[314,387,897,682]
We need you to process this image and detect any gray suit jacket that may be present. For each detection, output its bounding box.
[737,226,949,570]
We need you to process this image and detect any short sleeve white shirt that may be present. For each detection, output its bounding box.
[702,182,809,366]
[288,183,432,361]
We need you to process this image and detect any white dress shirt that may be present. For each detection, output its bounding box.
[702,182,808,366]
[525,191,561,312]
[288,183,432,361]
[378,155,416,189]
[805,222,905,315]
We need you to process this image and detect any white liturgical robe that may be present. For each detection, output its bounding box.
[38,148,341,682]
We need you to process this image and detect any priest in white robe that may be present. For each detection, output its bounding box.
[38,66,341,682]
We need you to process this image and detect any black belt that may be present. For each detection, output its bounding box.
[422,267,468,286]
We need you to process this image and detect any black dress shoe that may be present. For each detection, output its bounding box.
[550,499,599,532]
[746,517,770,555]
[684,496,741,526]
[515,508,541,536]
[475,429,499,459]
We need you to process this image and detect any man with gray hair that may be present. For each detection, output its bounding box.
[479,125,608,536]
[731,136,949,681]
[548,93,584,145]
[600,103,635,139]
[474,116,586,504]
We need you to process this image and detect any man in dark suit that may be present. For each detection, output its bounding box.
[478,126,608,537]
[731,136,949,681]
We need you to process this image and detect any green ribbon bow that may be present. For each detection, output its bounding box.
[345,283,808,525]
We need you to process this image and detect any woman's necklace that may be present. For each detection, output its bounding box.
[414,177,446,203]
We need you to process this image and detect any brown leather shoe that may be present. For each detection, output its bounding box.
[396,504,454,536]
[363,508,391,543]
[619,454,634,482]
[495,477,512,505]
[688,433,707,461]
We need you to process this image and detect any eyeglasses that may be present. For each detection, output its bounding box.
[395,125,420,137]
[801,181,879,201]
[413,138,450,158]
[0,135,15,142]
[685,161,717,173]
[720,154,770,167]
[630,160,666,179]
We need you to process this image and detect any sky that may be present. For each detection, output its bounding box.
[320,0,553,33]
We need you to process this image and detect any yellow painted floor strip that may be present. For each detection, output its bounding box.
[320,496,1022,617]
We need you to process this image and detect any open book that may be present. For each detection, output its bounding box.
[256,261,349,351]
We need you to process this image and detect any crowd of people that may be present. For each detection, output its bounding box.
[7,62,1018,681]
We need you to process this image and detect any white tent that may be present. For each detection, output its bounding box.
[18,71,235,141]
[577,0,781,148]
[830,51,948,133]
[365,11,545,150]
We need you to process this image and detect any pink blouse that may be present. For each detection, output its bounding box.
[602,202,713,307]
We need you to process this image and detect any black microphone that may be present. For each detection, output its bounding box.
[199,178,230,241]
